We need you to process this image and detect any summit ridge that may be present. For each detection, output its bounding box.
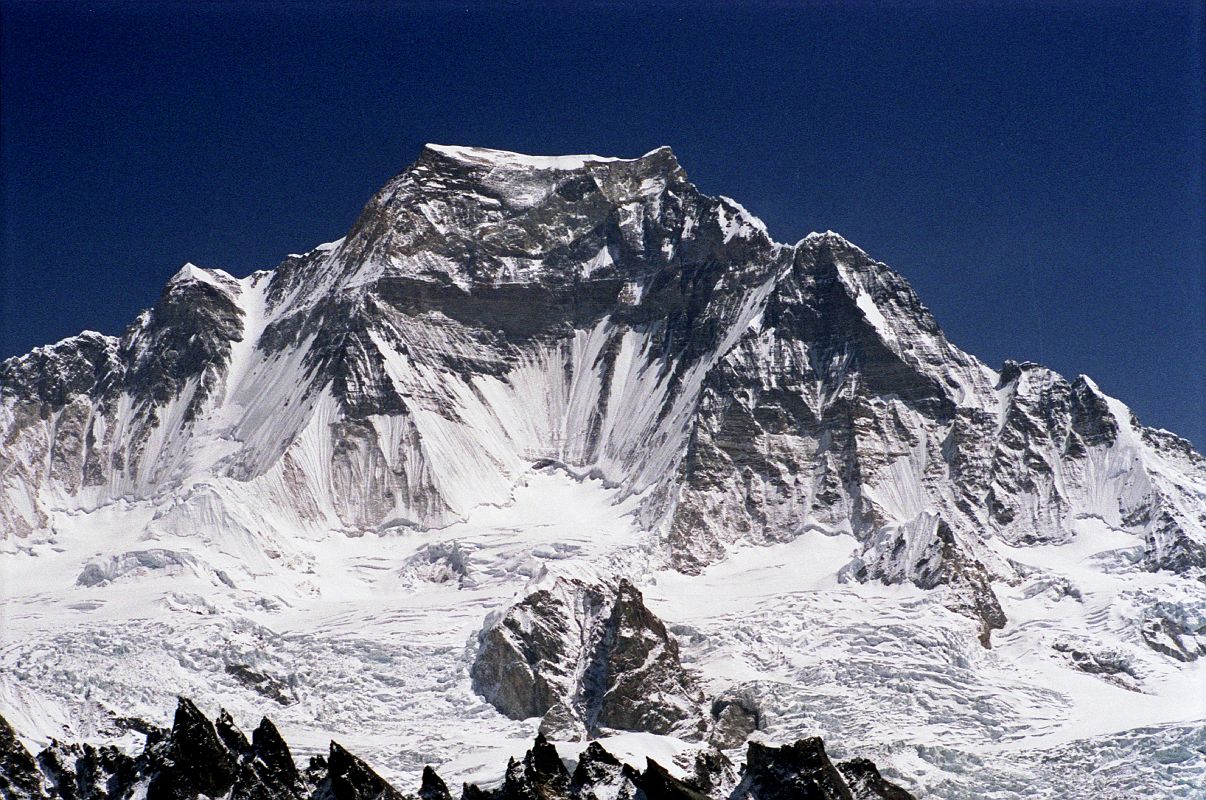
[421,143,678,171]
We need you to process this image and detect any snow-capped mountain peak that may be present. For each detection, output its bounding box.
[2,145,1203,799]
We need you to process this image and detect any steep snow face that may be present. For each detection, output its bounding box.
[2,145,1205,799]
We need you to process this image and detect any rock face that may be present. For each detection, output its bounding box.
[0,713,44,800]
[731,739,851,800]
[836,759,915,800]
[0,703,911,800]
[314,741,405,800]
[418,767,452,800]
[36,740,137,800]
[729,739,912,800]
[478,735,915,800]
[145,698,238,799]
[568,742,636,800]
[471,579,700,739]
[708,697,761,750]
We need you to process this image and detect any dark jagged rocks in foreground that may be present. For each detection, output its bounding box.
[0,700,914,800]
[0,715,43,800]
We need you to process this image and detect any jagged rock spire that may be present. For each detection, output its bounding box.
[0,704,914,800]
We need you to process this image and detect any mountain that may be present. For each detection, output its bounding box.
[1,144,1203,799]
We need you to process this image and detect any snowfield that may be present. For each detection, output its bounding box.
[3,468,1203,797]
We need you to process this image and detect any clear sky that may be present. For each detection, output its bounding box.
[1,1,1202,446]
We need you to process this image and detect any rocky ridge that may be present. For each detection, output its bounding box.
[0,700,913,800]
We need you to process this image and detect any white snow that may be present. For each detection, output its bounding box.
[6,462,1202,798]
[0,467,652,783]
[168,262,238,290]
[424,144,672,172]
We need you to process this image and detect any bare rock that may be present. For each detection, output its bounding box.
[0,712,46,799]
[472,578,700,738]
[836,759,916,800]
[731,738,853,800]
[708,696,761,750]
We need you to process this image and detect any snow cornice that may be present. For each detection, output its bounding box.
[421,143,677,172]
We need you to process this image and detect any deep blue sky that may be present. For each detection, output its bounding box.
[2,1,1202,445]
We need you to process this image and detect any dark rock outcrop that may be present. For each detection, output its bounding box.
[841,514,1007,647]
[1,704,915,800]
[484,734,572,800]
[683,748,736,797]
[637,759,712,800]
[251,717,306,797]
[471,581,604,727]
[569,742,634,800]
[36,740,136,800]
[731,738,853,800]
[215,710,251,757]
[145,698,238,800]
[1051,641,1140,690]
[438,732,912,800]
[316,741,404,800]
[587,581,698,735]
[225,665,295,707]
[472,579,700,738]
[730,739,915,800]
[0,332,120,408]
[0,713,45,799]
[835,759,915,800]
[708,697,761,750]
[1140,613,1206,662]
[418,766,452,800]
[2,699,338,800]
